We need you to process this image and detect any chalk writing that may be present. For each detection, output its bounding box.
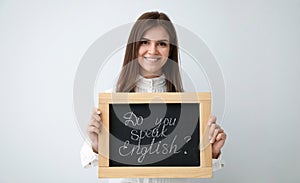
[123,112,143,126]
[109,103,201,166]
[119,136,180,163]
[118,112,183,163]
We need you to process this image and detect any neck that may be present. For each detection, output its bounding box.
[143,75,160,79]
[140,72,163,79]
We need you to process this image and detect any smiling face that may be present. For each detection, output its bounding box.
[137,26,170,78]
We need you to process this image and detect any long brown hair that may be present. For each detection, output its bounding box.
[116,11,183,92]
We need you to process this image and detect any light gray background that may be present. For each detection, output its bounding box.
[1,0,300,183]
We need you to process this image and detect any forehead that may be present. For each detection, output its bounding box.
[142,26,169,41]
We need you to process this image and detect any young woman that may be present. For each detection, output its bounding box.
[81,11,226,182]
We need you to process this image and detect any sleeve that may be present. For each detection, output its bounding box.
[212,153,225,172]
[80,141,98,168]
[81,89,112,169]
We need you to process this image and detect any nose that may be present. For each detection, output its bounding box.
[147,42,158,54]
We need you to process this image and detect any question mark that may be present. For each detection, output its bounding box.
[183,136,191,155]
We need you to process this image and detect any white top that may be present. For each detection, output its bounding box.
[80,74,224,182]
[135,74,167,92]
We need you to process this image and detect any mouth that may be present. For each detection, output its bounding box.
[144,57,161,62]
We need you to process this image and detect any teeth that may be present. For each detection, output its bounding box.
[145,57,160,62]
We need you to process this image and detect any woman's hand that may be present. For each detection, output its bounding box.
[86,107,102,154]
[208,116,227,159]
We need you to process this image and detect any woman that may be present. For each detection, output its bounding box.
[81,11,226,182]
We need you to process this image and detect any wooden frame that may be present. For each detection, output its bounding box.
[98,92,212,178]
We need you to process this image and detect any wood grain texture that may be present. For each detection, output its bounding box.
[98,92,210,103]
[200,101,212,167]
[98,100,109,166]
[98,167,212,178]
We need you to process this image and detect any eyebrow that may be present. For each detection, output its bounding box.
[141,37,169,42]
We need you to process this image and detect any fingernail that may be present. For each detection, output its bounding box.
[210,139,214,144]
[97,110,100,114]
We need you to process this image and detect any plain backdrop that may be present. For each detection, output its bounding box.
[1,0,300,183]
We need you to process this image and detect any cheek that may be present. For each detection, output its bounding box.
[138,47,146,57]
[161,48,170,58]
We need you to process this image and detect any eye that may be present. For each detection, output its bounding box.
[158,42,168,47]
[140,40,149,45]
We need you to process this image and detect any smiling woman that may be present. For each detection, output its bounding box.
[81,11,227,183]
[115,12,183,92]
[138,26,170,78]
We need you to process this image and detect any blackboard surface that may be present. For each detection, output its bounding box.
[109,103,200,166]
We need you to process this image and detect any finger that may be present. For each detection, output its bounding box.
[209,124,220,139]
[213,133,227,151]
[208,115,217,126]
[92,107,101,115]
[210,128,224,143]
[216,132,227,142]
[96,108,101,115]
[209,123,216,140]
[90,119,102,129]
[87,126,100,135]
[91,113,101,122]
[90,108,101,121]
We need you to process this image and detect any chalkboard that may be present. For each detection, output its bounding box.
[109,103,200,166]
[98,92,212,178]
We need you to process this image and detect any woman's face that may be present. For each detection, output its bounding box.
[138,26,170,78]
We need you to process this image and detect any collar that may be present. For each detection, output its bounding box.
[136,74,166,89]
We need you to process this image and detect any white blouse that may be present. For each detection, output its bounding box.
[80,74,224,183]
[135,74,167,93]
